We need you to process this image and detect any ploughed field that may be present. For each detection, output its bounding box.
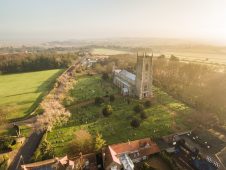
[45,74,192,156]
[0,69,63,121]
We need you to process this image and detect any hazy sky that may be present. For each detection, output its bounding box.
[1,0,226,44]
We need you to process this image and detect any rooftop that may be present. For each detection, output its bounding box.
[104,138,160,168]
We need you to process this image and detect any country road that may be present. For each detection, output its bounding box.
[8,132,44,170]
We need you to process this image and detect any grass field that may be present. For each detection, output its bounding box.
[0,69,63,121]
[69,75,118,102]
[91,48,131,55]
[44,75,193,156]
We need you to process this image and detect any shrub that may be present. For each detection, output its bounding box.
[0,154,9,170]
[102,73,109,80]
[39,140,54,160]
[133,104,144,113]
[140,111,148,119]
[0,137,14,152]
[130,118,140,128]
[95,97,104,105]
[109,95,115,102]
[144,100,152,108]
[102,105,113,117]
[76,69,81,73]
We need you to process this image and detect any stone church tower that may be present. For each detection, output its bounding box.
[135,52,153,99]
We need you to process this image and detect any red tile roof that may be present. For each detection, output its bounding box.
[104,138,160,168]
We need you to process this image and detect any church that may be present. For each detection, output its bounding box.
[113,52,153,99]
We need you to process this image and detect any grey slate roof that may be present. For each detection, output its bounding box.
[119,70,136,81]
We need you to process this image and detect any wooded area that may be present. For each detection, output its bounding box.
[0,52,78,74]
[153,57,226,123]
[109,54,226,123]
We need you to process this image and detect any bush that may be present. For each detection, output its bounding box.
[109,95,115,102]
[39,140,54,160]
[0,137,14,152]
[0,154,9,170]
[76,69,81,73]
[95,97,104,105]
[102,73,109,80]
[133,104,144,113]
[140,111,148,119]
[144,100,152,108]
[130,118,140,128]
[102,105,113,117]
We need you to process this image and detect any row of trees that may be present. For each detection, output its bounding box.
[34,64,77,132]
[0,52,78,74]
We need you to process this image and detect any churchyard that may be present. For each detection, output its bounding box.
[44,74,193,157]
[69,75,118,103]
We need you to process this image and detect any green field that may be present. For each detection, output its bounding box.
[91,48,131,55]
[0,69,63,121]
[44,75,192,156]
[69,75,118,102]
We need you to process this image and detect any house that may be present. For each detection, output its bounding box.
[103,138,160,170]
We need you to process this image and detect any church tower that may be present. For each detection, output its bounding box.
[135,52,153,99]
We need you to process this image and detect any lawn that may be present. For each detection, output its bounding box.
[0,69,63,121]
[70,75,118,102]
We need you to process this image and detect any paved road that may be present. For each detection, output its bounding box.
[8,131,44,170]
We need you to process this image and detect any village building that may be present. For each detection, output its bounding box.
[113,52,153,99]
[102,138,160,170]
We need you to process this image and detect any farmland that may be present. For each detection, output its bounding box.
[91,48,131,55]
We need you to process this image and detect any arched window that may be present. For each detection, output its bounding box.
[145,63,149,71]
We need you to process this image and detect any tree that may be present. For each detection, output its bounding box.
[169,55,179,62]
[130,118,140,128]
[95,97,104,105]
[109,95,115,102]
[102,105,113,117]
[70,129,94,155]
[140,111,148,119]
[94,133,106,152]
[133,104,144,113]
[13,124,20,137]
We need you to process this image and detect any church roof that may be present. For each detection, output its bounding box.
[119,70,136,81]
